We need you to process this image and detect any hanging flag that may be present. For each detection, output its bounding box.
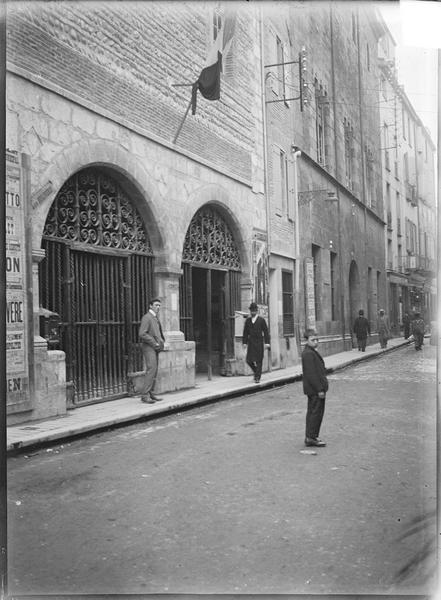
[191,10,236,115]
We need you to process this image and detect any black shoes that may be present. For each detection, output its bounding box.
[141,395,155,404]
[254,377,260,383]
[305,437,327,447]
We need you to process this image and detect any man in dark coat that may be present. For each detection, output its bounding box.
[242,302,270,383]
[139,297,165,403]
[402,312,411,339]
[411,312,425,351]
[353,309,370,352]
[302,328,328,447]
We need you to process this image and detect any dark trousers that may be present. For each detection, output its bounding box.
[357,336,367,351]
[305,394,325,439]
[414,332,424,350]
[140,345,159,395]
[247,358,263,381]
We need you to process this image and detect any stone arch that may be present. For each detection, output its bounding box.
[32,139,168,264]
[182,183,251,279]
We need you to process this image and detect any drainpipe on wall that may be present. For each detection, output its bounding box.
[356,7,370,323]
[259,6,273,367]
[259,7,271,264]
[329,4,346,345]
[292,147,302,344]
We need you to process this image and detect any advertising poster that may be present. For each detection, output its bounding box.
[6,149,29,405]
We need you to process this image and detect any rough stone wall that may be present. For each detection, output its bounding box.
[7,2,262,186]
[6,2,268,418]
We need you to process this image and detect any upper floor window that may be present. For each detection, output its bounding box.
[210,4,235,79]
[272,146,288,216]
[282,270,294,336]
[365,145,374,208]
[402,107,407,140]
[351,12,357,43]
[344,118,354,190]
[315,81,328,167]
[276,36,286,99]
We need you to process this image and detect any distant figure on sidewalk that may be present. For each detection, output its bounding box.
[242,302,270,383]
[301,329,328,447]
[377,309,391,349]
[402,312,411,339]
[139,297,165,403]
[411,312,425,351]
[353,309,370,352]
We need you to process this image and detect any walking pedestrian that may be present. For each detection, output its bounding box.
[353,309,370,352]
[242,302,270,383]
[377,309,391,349]
[411,312,425,351]
[139,297,165,403]
[402,312,411,339]
[302,329,328,447]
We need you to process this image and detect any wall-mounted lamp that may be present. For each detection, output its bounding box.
[291,144,301,156]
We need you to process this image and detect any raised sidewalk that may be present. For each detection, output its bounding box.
[7,337,412,453]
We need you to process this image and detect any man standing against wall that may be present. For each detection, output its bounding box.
[139,298,165,403]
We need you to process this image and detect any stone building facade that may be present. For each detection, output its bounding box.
[6,2,435,424]
[262,2,387,358]
[6,2,267,422]
[377,19,437,333]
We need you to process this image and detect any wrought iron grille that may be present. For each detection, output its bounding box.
[182,206,241,270]
[40,168,154,405]
[43,169,153,254]
[179,206,242,363]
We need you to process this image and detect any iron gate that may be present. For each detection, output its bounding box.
[179,205,242,373]
[39,168,154,405]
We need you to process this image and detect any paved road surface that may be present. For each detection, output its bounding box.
[7,344,437,596]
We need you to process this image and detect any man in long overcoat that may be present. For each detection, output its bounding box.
[139,297,165,403]
[242,302,270,383]
[353,309,370,351]
[302,328,328,447]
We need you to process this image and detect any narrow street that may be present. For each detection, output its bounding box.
[7,344,437,596]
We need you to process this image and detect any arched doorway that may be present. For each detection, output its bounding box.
[39,167,154,405]
[349,260,361,338]
[179,205,241,378]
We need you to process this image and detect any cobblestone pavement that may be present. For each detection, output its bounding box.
[7,345,437,596]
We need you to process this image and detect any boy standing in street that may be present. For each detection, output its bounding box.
[302,329,328,447]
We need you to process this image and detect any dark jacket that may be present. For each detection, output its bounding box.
[139,311,165,351]
[301,344,328,397]
[353,316,370,339]
[242,315,270,362]
[411,317,425,335]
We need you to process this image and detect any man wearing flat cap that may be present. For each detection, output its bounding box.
[242,302,270,383]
